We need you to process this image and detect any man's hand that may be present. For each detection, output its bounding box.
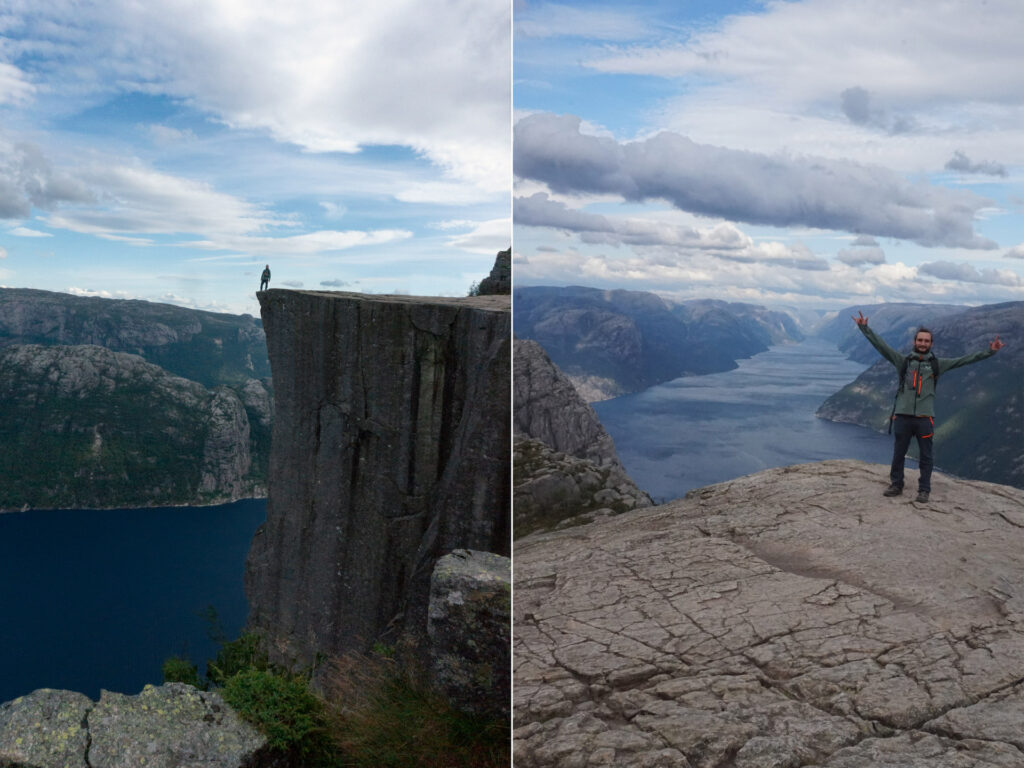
[990,335,1005,352]
[852,311,868,327]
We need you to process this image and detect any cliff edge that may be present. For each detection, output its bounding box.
[246,290,510,668]
[515,460,1024,767]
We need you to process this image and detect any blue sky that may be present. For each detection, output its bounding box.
[0,0,510,315]
[513,0,1024,310]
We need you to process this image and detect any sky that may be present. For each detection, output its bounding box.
[0,0,511,316]
[513,0,1024,311]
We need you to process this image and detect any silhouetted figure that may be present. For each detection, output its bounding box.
[260,265,271,292]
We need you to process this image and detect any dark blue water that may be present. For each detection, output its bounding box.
[0,498,266,703]
[594,339,901,502]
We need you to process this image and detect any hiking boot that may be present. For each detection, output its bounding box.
[916,491,930,503]
[883,484,902,497]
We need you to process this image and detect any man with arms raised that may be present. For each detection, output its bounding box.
[853,311,1004,503]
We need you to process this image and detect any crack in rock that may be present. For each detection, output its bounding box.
[515,461,1024,767]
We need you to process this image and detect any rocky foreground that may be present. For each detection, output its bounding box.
[515,460,1024,767]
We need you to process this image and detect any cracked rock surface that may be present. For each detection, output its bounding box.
[514,460,1024,767]
[0,684,268,768]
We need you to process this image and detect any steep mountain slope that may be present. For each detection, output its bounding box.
[815,302,963,363]
[513,285,802,401]
[0,345,257,509]
[818,301,1023,488]
[514,338,651,536]
[0,289,272,508]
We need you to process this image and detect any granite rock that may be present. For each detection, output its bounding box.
[427,549,511,719]
[515,460,1024,767]
[0,684,270,768]
[246,290,510,668]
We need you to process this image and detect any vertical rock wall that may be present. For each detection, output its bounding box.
[245,290,510,667]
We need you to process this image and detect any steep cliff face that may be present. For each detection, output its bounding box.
[514,338,651,536]
[245,290,510,667]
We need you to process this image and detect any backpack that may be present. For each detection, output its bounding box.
[898,353,939,393]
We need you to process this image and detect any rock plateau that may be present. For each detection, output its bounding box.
[515,460,1024,767]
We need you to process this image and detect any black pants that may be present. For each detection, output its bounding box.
[260,279,268,291]
[890,415,934,492]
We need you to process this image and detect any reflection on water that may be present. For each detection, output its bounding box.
[594,339,899,502]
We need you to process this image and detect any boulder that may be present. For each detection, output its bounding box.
[428,549,511,719]
[478,248,510,295]
[0,684,269,768]
[0,689,92,768]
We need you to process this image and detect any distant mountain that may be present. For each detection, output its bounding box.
[814,302,964,363]
[513,286,802,401]
[817,301,1023,488]
[0,289,271,509]
[0,288,270,386]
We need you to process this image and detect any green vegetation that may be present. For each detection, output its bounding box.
[161,656,200,687]
[163,633,509,768]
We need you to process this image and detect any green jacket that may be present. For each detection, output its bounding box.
[858,324,995,417]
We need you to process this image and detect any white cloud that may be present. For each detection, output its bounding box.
[8,226,51,237]
[180,228,413,255]
[0,246,6,258]
[919,260,1024,286]
[582,1,1024,173]
[446,217,510,254]
[1006,244,1024,259]
[515,4,651,40]
[319,202,347,219]
[0,62,34,106]
[11,0,510,193]
[144,124,198,145]
[836,246,886,267]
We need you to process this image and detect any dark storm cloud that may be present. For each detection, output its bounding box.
[514,113,996,250]
[836,245,886,266]
[516,192,829,270]
[945,150,1007,177]
[841,87,872,124]
[851,235,878,246]
[0,143,94,219]
[919,260,1021,286]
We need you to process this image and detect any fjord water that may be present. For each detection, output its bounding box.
[594,338,900,502]
[0,499,266,703]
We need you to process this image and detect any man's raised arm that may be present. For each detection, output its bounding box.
[852,311,903,368]
[937,335,1004,375]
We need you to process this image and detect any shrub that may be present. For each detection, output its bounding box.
[161,656,200,687]
[221,668,334,763]
[206,632,269,687]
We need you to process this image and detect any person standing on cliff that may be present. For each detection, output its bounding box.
[259,265,271,292]
[852,311,1004,503]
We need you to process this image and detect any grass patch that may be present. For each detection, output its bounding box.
[164,636,508,768]
[325,653,509,768]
